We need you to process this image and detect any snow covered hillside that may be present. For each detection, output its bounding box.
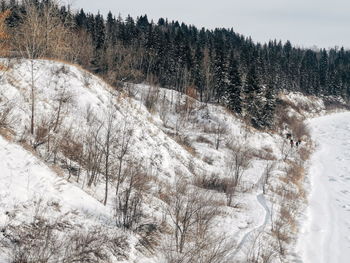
[0,135,131,263]
[297,112,350,263]
[0,58,319,262]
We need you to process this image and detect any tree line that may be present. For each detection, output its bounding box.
[2,0,350,128]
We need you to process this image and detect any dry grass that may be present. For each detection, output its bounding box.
[172,135,197,156]
[193,174,229,193]
[0,63,8,71]
[19,140,37,156]
[50,164,65,178]
[202,155,214,165]
[196,135,213,145]
[251,147,277,161]
[323,97,350,111]
[0,127,14,141]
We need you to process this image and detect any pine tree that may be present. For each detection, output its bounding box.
[93,12,105,49]
[192,43,204,101]
[213,34,228,102]
[243,65,265,128]
[225,51,242,114]
[106,11,117,45]
[319,49,329,94]
[261,84,277,128]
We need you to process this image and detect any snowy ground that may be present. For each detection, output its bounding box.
[297,112,350,263]
[0,58,327,262]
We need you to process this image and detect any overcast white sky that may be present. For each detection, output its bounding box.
[70,0,350,48]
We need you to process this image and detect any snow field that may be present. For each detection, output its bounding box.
[297,112,350,263]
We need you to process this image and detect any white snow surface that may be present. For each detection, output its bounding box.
[297,112,350,263]
[0,58,325,262]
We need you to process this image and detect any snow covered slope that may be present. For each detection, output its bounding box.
[0,58,318,262]
[297,112,350,263]
[0,135,111,217]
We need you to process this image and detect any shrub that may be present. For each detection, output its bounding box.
[193,173,229,193]
[0,213,129,263]
[196,135,213,145]
[0,100,15,131]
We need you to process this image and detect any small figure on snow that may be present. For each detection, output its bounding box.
[290,139,294,148]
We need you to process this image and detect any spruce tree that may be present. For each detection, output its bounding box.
[192,43,205,101]
[213,35,228,102]
[261,84,277,128]
[319,49,329,94]
[244,65,265,128]
[225,51,242,114]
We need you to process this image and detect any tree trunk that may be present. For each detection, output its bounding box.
[30,60,35,135]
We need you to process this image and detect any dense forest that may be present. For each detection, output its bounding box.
[2,0,350,128]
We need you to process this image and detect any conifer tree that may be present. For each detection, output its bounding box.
[243,65,264,128]
[213,36,228,102]
[319,49,329,93]
[225,51,242,114]
[261,84,277,128]
[192,43,204,101]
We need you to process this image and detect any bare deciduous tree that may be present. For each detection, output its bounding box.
[84,117,103,188]
[11,0,73,135]
[162,177,232,263]
[214,121,227,150]
[261,161,276,194]
[115,120,134,196]
[51,67,74,133]
[0,97,15,131]
[0,205,130,263]
[225,142,252,206]
[101,101,118,205]
[115,160,150,229]
[68,29,94,67]
[0,9,10,57]
[165,178,220,254]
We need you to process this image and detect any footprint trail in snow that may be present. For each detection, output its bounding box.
[297,112,350,263]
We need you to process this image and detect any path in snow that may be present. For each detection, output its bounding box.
[232,173,272,261]
[297,112,350,263]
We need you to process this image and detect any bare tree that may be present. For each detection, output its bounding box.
[84,117,104,188]
[12,0,73,60]
[0,205,130,263]
[214,121,227,150]
[115,119,134,196]
[0,89,16,131]
[261,161,276,194]
[11,0,73,135]
[51,67,74,133]
[0,9,10,57]
[225,143,252,206]
[280,139,292,161]
[162,178,232,263]
[115,160,150,229]
[101,101,118,205]
[59,128,84,180]
[165,178,219,254]
[67,29,94,67]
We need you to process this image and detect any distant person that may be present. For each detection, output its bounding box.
[290,139,294,148]
[296,139,302,148]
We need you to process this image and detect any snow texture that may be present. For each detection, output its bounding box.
[0,58,329,262]
[297,112,350,263]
